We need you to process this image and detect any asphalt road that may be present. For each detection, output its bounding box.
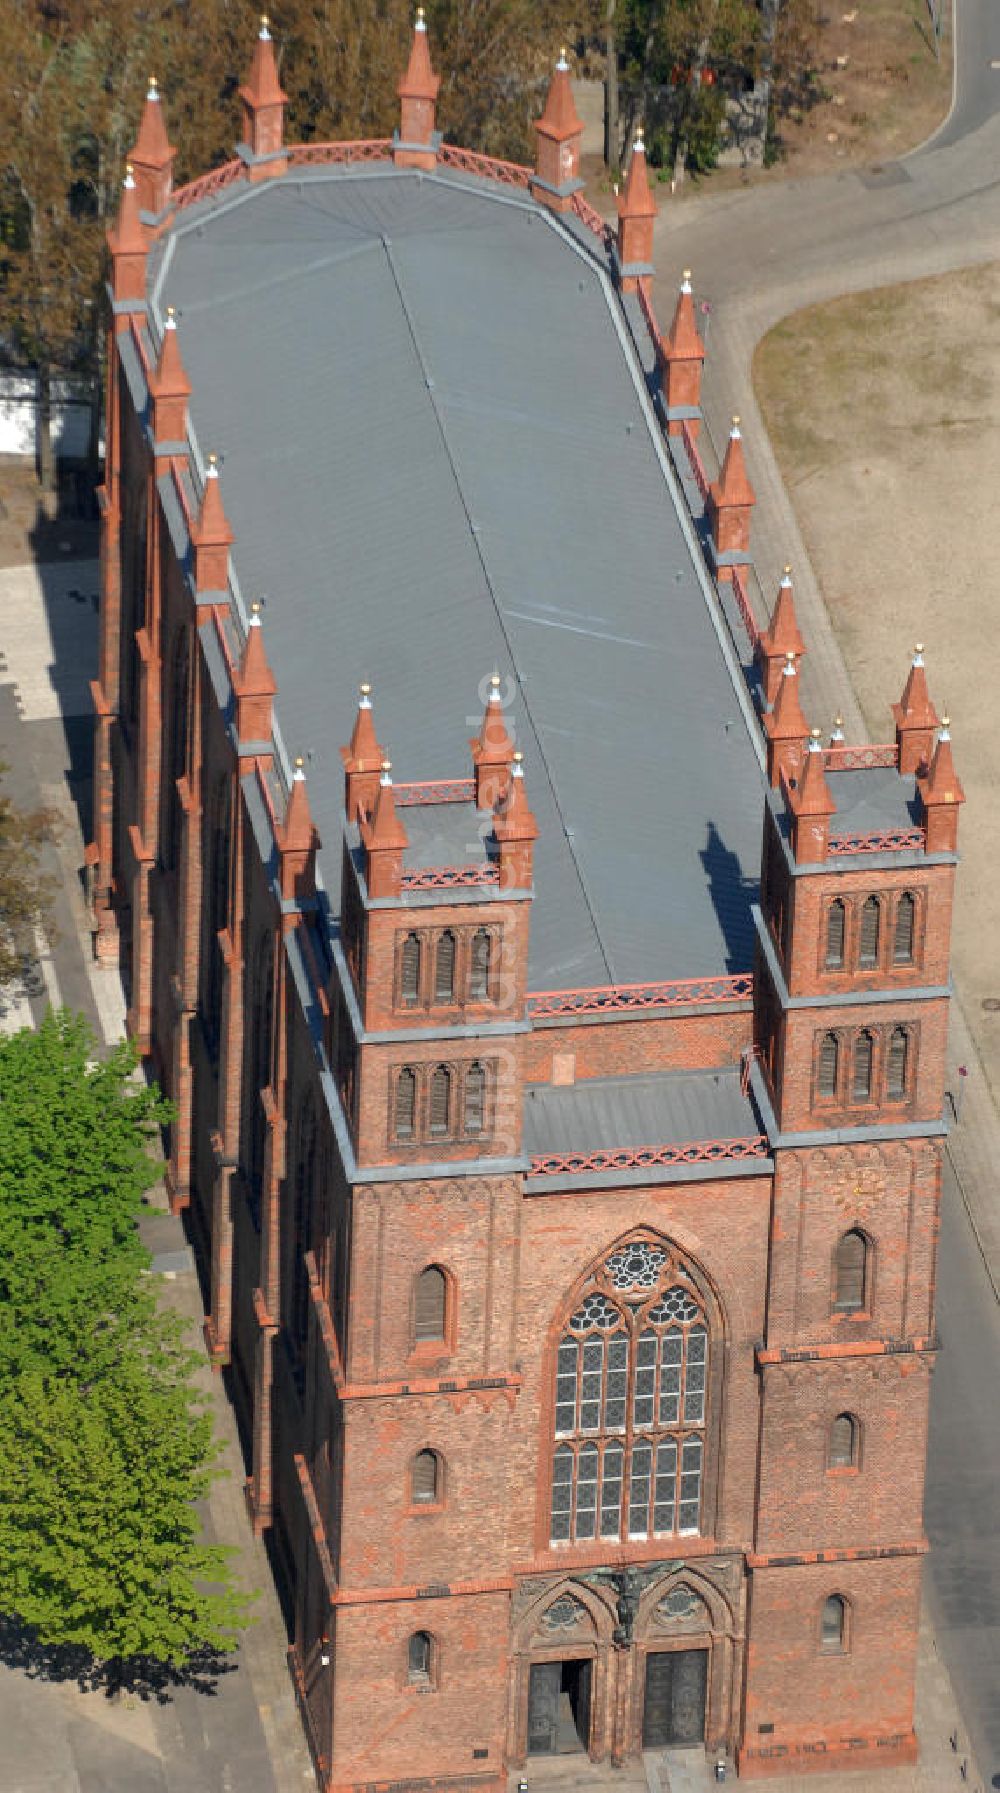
[925,1162,1000,1790]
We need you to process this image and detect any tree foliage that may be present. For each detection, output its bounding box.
[0,1012,249,1670]
[0,762,57,992]
[614,0,762,171]
[0,0,600,482]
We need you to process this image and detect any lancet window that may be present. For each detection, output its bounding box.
[550,1239,710,1547]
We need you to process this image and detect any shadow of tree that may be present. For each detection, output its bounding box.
[0,1614,237,1703]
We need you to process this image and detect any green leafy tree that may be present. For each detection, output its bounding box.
[0,1013,250,1674]
[0,1358,247,1668]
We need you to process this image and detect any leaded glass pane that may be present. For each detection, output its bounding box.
[684,1328,708,1425]
[571,1292,620,1332]
[678,1437,703,1532]
[648,1285,700,1325]
[633,1331,657,1430]
[576,1443,598,1539]
[654,1437,677,1534]
[600,1442,624,1538]
[580,1339,604,1431]
[628,1440,652,1538]
[659,1332,682,1424]
[605,1241,667,1293]
[555,1339,578,1435]
[550,1446,573,1543]
[605,1334,629,1432]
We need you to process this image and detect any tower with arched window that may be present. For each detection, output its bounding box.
[745,661,963,1776]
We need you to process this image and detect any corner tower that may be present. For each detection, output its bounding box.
[742,662,961,1778]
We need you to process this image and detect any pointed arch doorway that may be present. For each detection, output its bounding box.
[527,1656,592,1755]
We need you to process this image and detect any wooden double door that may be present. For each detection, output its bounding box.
[642,1647,708,1748]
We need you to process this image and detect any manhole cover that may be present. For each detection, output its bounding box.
[982,997,1000,1012]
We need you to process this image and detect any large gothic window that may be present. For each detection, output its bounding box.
[549,1239,709,1547]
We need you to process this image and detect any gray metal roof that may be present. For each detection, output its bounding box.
[826,767,920,837]
[153,166,766,987]
[523,1066,761,1155]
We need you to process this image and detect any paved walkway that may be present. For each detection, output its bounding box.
[0,548,313,1793]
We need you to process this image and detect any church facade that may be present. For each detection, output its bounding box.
[92,19,962,1789]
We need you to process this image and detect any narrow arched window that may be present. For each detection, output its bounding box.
[429,1065,451,1137]
[290,1094,318,1354]
[818,1032,839,1101]
[434,931,456,1004]
[859,897,880,968]
[415,1266,447,1342]
[469,928,492,1001]
[820,1595,847,1653]
[852,1031,874,1101]
[394,1067,417,1140]
[408,1630,432,1681]
[834,1230,868,1313]
[829,1414,858,1469]
[163,628,190,872]
[887,1027,909,1099]
[825,899,845,970]
[246,931,274,1207]
[202,772,231,1043]
[894,893,915,965]
[411,1450,440,1504]
[400,933,421,1006]
[464,1062,486,1136]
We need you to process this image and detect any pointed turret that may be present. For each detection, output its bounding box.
[709,415,756,584]
[341,683,386,823]
[130,77,176,215]
[616,128,657,293]
[107,167,149,309]
[765,652,809,787]
[788,728,836,863]
[471,672,515,810]
[918,716,964,852]
[234,602,277,745]
[757,566,805,709]
[192,454,234,593]
[892,644,940,776]
[659,270,705,439]
[239,16,289,172]
[279,759,320,904]
[493,751,539,890]
[531,49,583,213]
[150,308,192,446]
[361,761,410,898]
[394,7,440,169]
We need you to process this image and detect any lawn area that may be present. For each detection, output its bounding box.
[754,266,1000,1088]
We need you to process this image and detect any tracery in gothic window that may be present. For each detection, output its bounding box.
[549,1238,710,1547]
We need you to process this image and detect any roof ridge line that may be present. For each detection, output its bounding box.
[378,229,617,984]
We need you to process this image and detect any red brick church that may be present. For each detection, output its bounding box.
[92,15,962,1788]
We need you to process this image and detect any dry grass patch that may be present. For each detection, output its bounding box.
[754,265,1000,1088]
